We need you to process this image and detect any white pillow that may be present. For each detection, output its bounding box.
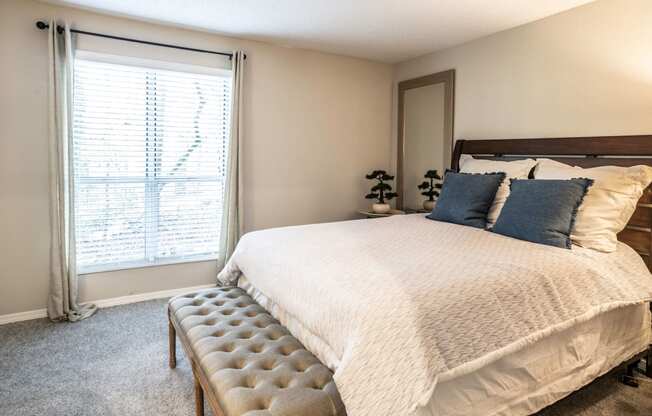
[459,155,537,226]
[534,158,652,252]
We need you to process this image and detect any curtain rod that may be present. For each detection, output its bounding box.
[35,21,244,60]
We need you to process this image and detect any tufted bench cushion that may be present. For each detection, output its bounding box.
[168,286,347,416]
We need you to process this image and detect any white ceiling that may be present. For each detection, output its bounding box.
[43,0,594,63]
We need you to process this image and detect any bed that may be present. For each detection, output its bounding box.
[217,135,652,416]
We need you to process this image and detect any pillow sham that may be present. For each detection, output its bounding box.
[427,171,505,228]
[534,159,652,252]
[459,155,537,227]
[492,178,593,249]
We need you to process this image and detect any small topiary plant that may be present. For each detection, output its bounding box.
[417,170,443,202]
[365,170,398,204]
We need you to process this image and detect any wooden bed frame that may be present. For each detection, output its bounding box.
[451,134,652,385]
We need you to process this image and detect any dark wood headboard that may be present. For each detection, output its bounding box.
[451,135,652,270]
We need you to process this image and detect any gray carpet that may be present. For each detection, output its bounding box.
[1,299,651,416]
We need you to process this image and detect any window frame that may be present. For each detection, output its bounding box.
[73,51,232,275]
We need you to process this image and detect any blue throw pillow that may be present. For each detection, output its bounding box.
[427,171,506,228]
[492,178,593,248]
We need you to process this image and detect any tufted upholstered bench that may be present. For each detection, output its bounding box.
[168,286,347,416]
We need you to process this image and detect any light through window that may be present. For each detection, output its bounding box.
[72,56,231,273]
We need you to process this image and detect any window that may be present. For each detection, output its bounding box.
[72,55,231,273]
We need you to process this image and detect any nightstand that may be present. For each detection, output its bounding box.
[403,208,430,214]
[357,209,405,218]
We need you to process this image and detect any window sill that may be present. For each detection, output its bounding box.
[78,255,218,276]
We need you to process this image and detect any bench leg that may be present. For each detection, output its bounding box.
[194,371,204,416]
[168,314,177,369]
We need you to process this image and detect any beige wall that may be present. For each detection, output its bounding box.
[0,0,393,315]
[4,0,650,316]
[395,0,652,142]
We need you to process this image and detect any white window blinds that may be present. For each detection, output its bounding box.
[72,57,231,273]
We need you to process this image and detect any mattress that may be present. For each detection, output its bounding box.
[220,214,652,415]
[240,275,651,416]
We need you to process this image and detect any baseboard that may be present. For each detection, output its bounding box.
[91,284,215,308]
[0,309,48,326]
[0,284,215,326]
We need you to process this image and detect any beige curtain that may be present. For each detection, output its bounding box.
[217,51,245,271]
[46,21,97,321]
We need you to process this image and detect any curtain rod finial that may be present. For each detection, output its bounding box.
[36,21,48,30]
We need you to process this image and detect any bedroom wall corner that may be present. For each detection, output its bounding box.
[0,0,394,316]
[392,0,652,149]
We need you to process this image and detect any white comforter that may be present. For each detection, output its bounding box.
[217,214,652,416]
